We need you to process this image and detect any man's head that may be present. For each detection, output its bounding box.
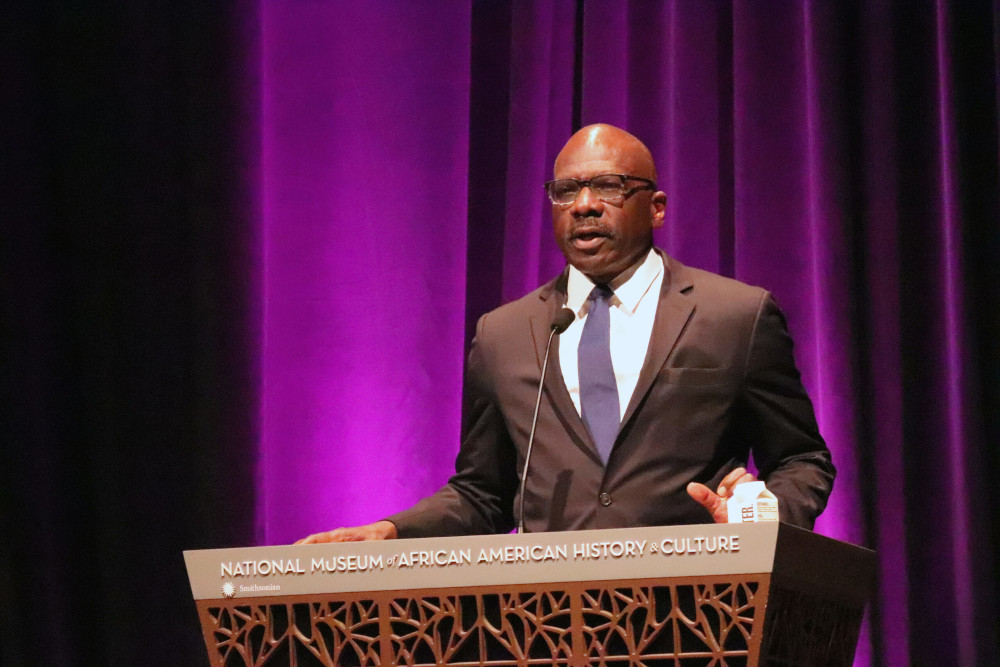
[549,124,666,284]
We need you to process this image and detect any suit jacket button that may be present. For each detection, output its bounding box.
[599,492,612,507]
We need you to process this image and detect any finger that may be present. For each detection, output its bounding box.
[716,467,747,497]
[295,531,335,545]
[688,482,729,524]
[294,522,396,545]
[687,482,721,512]
[339,531,365,542]
[686,482,713,505]
[718,469,761,496]
[720,475,762,501]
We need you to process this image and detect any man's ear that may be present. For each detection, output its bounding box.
[650,191,667,229]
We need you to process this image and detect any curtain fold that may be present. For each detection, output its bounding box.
[499,0,577,301]
[259,2,473,540]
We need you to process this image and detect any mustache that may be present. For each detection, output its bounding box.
[568,219,614,237]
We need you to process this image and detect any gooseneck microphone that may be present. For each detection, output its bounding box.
[551,308,577,336]
[517,307,575,534]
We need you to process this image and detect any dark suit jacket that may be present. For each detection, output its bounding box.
[388,251,835,536]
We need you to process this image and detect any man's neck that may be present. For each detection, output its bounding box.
[565,248,661,313]
[582,248,654,289]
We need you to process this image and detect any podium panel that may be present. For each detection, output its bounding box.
[184,523,874,666]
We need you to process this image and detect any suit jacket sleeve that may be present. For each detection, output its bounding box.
[385,312,519,537]
[740,292,835,528]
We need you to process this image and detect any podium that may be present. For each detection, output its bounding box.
[184,523,874,666]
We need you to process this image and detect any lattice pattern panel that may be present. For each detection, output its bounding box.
[200,580,767,666]
[759,585,864,666]
[206,600,381,667]
[389,591,574,666]
[580,582,759,666]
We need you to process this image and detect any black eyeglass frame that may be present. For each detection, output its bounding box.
[543,173,658,206]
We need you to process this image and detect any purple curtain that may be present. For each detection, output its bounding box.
[259,1,1000,665]
[260,2,472,536]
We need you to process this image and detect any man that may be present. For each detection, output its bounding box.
[297,124,834,544]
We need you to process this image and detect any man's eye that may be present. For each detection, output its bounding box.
[552,182,578,199]
[592,178,623,196]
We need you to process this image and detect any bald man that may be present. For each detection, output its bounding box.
[297,124,834,543]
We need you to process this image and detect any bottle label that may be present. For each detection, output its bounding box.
[727,481,779,523]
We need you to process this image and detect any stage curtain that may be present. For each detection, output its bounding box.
[3,1,997,664]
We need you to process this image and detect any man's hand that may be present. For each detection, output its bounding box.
[686,467,758,523]
[294,520,398,544]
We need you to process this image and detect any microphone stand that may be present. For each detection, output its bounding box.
[517,309,574,534]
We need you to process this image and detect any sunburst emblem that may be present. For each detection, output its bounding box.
[222,581,236,598]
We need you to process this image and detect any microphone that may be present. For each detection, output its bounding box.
[551,307,575,335]
[517,307,575,534]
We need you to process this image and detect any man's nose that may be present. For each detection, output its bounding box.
[571,185,604,216]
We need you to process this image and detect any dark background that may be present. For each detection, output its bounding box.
[2,4,257,664]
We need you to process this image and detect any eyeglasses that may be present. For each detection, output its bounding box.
[544,173,657,206]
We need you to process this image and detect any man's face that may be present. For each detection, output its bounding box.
[551,131,666,285]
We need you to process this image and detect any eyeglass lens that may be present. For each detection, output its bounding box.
[548,175,628,204]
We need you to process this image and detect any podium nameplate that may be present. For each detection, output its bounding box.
[186,523,780,601]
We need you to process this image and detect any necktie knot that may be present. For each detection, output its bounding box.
[588,284,614,303]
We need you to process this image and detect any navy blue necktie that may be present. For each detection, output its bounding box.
[578,284,619,463]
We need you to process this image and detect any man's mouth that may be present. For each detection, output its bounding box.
[570,227,612,251]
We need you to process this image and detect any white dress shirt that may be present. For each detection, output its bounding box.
[558,249,664,420]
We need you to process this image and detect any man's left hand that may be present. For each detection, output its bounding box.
[686,467,758,523]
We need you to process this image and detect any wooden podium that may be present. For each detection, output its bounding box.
[184,523,874,666]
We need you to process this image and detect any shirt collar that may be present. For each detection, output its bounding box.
[566,248,663,317]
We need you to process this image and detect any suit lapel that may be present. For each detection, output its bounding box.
[529,254,696,463]
[529,274,601,462]
[619,255,695,430]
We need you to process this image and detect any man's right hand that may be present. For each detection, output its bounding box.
[294,520,398,544]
